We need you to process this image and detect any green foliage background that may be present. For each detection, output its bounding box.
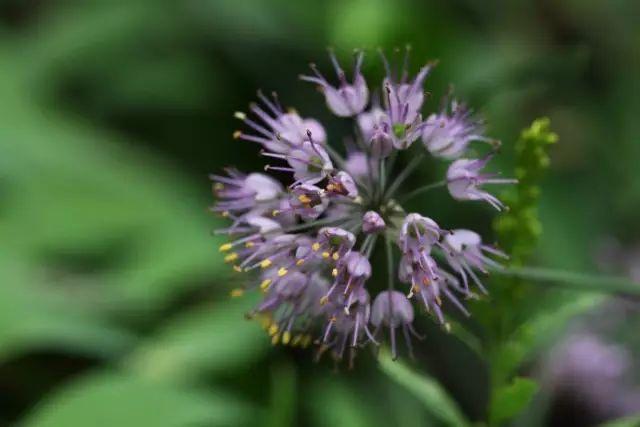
[1,0,639,426]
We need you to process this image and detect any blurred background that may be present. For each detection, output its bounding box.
[1,0,639,426]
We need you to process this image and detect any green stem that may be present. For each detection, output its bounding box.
[495,266,640,296]
[398,180,447,203]
[384,153,425,199]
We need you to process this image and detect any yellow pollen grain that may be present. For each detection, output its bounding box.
[233,130,242,139]
[277,267,288,277]
[298,194,312,204]
[282,331,291,345]
[230,288,244,298]
[260,279,272,291]
[312,242,321,251]
[260,259,272,269]
[268,324,279,336]
[224,253,238,263]
[271,333,281,345]
[331,268,338,277]
[332,252,339,261]
[296,259,305,266]
[322,252,330,259]
[219,243,233,252]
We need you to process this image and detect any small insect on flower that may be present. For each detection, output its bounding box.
[212,47,515,363]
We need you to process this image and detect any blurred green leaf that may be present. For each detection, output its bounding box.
[490,291,603,385]
[19,371,252,427]
[378,348,469,427]
[489,377,538,427]
[266,361,297,427]
[124,296,269,384]
[309,379,382,427]
[0,257,134,362]
[498,266,640,296]
[599,414,640,427]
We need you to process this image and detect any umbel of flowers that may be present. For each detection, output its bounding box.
[211,49,515,362]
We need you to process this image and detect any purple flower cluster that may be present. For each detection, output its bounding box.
[212,49,515,361]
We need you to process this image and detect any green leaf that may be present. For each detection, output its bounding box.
[123,296,269,384]
[377,348,470,427]
[308,379,383,427]
[489,377,538,426]
[498,266,640,296]
[265,361,297,427]
[599,414,640,427]
[490,291,603,384]
[0,257,134,362]
[19,371,253,427]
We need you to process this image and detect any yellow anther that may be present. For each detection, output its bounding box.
[296,259,305,266]
[260,259,272,269]
[213,183,224,191]
[260,279,272,291]
[332,252,339,261]
[221,211,229,217]
[298,194,312,204]
[230,288,244,298]
[320,296,329,306]
[224,252,238,263]
[233,130,242,139]
[245,241,255,248]
[219,243,233,252]
[422,278,431,287]
[444,322,451,333]
[277,267,288,277]
[332,268,338,277]
[272,210,280,217]
[268,324,279,336]
[312,242,321,251]
[233,265,242,273]
[271,333,281,345]
[234,111,246,120]
[435,296,442,306]
[322,251,330,259]
[329,316,337,323]
[282,331,291,345]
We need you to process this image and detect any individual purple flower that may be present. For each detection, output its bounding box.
[326,171,358,198]
[213,50,515,362]
[344,151,370,180]
[263,131,333,185]
[443,229,508,293]
[447,155,517,210]
[300,50,369,117]
[319,287,374,362]
[422,100,492,159]
[357,107,393,158]
[362,211,385,234]
[371,291,420,359]
[210,169,283,218]
[234,91,326,154]
[287,184,328,220]
[381,57,436,149]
